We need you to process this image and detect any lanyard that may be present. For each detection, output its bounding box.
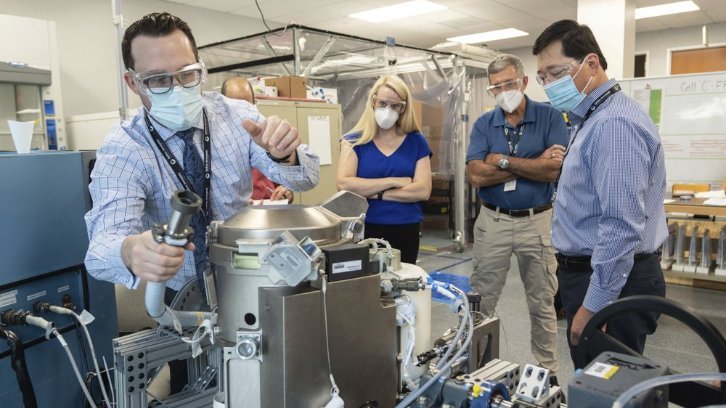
[503,124,525,156]
[144,109,212,219]
[554,83,621,196]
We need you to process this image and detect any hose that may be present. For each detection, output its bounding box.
[433,282,468,370]
[53,330,97,408]
[146,190,211,330]
[48,306,111,406]
[145,280,212,329]
[395,284,473,407]
[0,325,37,408]
[613,372,726,408]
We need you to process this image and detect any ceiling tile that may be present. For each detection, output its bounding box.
[493,0,571,15]
[182,0,726,50]
[635,18,670,32]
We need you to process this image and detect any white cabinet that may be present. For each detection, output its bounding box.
[257,99,341,206]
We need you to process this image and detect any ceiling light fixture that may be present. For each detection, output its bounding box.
[447,28,529,44]
[349,0,447,23]
[635,1,700,19]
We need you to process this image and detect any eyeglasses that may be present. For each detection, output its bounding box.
[373,97,407,113]
[486,78,522,96]
[129,62,206,95]
[536,61,578,85]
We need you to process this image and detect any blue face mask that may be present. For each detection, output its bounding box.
[147,84,204,131]
[543,62,592,112]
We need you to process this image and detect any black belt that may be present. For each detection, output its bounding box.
[482,202,552,218]
[556,252,658,270]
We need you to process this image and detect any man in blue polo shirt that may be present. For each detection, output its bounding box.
[466,54,568,379]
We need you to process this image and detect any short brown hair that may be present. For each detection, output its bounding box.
[121,12,198,70]
[532,19,608,70]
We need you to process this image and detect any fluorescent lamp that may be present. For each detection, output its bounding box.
[349,0,447,23]
[447,29,529,44]
[635,1,700,19]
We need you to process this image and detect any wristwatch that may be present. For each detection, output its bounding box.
[266,150,292,163]
[498,157,510,170]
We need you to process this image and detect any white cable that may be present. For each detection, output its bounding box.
[54,330,98,408]
[395,296,416,369]
[358,238,394,255]
[102,356,115,407]
[320,275,343,407]
[397,311,416,386]
[50,306,111,406]
[395,284,473,407]
[612,372,726,408]
[433,283,469,369]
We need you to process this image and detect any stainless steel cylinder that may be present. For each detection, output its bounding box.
[209,191,368,342]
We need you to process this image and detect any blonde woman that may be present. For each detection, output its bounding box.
[337,75,432,263]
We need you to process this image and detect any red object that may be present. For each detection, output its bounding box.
[251,168,278,200]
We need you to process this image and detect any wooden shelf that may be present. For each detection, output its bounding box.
[665,198,726,217]
[666,269,726,283]
[665,270,726,291]
[663,203,725,290]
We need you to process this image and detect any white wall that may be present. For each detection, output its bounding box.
[1,0,270,118]
[637,22,726,78]
[504,21,726,103]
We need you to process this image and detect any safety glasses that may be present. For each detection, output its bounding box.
[373,97,407,113]
[486,78,522,96]
[129,61,207,95]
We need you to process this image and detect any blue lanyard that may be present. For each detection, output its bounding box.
[503,124,526,156]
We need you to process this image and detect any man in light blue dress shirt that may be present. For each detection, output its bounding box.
[85,13,320,294]
[533,20,668,366]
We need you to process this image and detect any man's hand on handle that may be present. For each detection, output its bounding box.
[121,230,194,282]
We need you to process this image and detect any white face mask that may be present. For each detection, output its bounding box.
[374,107,399,130]
[495,89,524,113]
[147,84,204,131]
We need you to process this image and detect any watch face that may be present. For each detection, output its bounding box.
[499,158,509,169]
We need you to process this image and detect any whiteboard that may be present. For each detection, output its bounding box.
[620,71,726,189]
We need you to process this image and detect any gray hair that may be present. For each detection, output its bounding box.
[487,54,524,79]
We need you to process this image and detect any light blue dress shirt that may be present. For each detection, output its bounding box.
[552,79,668,312]
[85,92,320,290]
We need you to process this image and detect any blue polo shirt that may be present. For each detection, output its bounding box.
[466,96,568,210]
[345,131,431,225]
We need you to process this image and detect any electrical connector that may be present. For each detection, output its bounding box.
[1,309,31,326]
[34,301,52,314]
[1,309,55,339]
[416,345,447,367]
[392,278,425,292]
[62,294,77,311]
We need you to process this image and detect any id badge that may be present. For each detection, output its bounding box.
[504,179,517,192]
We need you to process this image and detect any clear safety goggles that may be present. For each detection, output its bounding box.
[486,78,522,96]
[536,61,579,85]
[129,61,207,95]
[373,97,407,113]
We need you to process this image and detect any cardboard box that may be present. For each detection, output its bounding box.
[264,76,307,98]
[307,87,338,103]
[251,83,278,97]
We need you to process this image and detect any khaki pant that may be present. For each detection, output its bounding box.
[470,206,559,372]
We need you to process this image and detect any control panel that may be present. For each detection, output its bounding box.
[0,265,87,357]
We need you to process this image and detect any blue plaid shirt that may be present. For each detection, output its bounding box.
[85,92,320,290]
[552,79,668,312]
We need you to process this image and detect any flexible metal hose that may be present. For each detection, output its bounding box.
[0,325,37,408]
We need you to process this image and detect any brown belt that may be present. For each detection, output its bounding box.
[482,202,552,218]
